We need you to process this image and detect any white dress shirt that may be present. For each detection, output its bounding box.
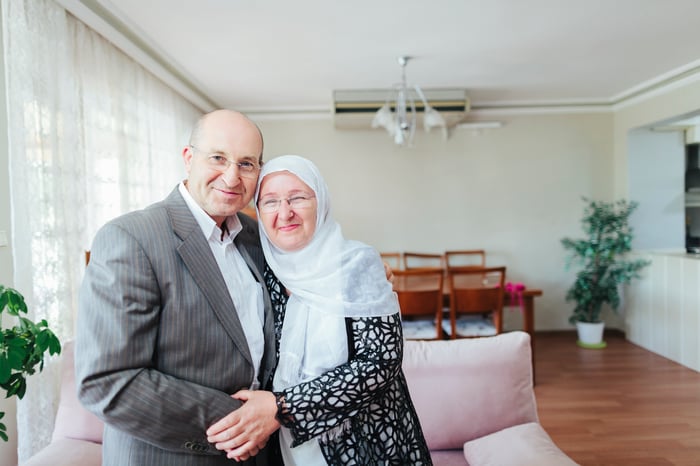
[179,182,265,388]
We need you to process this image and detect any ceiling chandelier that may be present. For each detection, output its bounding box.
[371,56,447,147]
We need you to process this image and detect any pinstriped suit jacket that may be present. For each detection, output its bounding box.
[75,187,278,466]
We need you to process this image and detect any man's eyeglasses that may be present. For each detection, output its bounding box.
[258,195,316,213]
[190,145,260,178]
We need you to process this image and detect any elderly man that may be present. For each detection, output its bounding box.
[76,110,281,466]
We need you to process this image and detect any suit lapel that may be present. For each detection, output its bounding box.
[233,214,265,271]
[165,188,253,368]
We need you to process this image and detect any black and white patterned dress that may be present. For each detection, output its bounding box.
[265,267,433,466]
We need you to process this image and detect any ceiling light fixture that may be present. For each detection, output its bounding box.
[371,56,447,147]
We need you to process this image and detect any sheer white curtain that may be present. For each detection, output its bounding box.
[2,0,202,459]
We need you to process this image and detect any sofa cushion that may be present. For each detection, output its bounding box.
[402,331,538,450]
[463,422,579,466]
[51,341,104,443]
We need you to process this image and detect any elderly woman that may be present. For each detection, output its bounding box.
[207,155,431,465]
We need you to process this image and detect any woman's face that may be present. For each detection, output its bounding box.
[257,171,317,252]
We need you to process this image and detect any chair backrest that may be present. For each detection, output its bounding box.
[447,266,506,337]
[392,268,444,340]
[240,203,257,219]
[380,252,403,270]
[403,252,445,270]
[444,249,486,268]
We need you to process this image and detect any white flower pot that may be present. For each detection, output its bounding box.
[576,321,606,348]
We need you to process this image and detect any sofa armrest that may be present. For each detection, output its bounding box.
[21,438,101,466]
[402,331,538,450]
[52,341,104,443]
[463,422,579,465]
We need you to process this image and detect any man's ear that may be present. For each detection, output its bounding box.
[182,146,194,172]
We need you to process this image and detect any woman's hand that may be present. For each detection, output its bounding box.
[206,389,280,460]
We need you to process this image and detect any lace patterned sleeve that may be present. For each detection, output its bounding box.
[274,312,403,445]
[264,264,288,354]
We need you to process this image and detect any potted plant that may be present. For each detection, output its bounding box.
[0,285,61,441]
[561,198,650,348]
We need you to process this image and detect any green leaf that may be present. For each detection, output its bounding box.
[0,358,9,384]
[4,288,27,316]
[7,347,26,370]
[6,338,27,349]
[5,373,26,399]
[36,331,49,351]
[48,335,62,355]
[14,378,26,399]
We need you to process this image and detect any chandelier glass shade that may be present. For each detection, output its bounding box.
[371,56,447,146]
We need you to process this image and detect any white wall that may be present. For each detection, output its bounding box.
[614,79,700,199]
[0,7,18,466]
[628,128,685,250]
[603,79,700,330]
[257,112,614,330]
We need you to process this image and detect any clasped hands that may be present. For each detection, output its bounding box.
[207,262,392,462]
[207,389,280,462]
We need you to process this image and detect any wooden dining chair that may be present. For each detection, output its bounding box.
[240,203,257,219]
[403,252,445,270]
[379,252,403,270]
[444,249,486,268]
[447,266,506,339]
[85,250,91,265]
[392,268,445,340]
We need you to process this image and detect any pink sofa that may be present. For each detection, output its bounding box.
[403,331,578,465]
[21,341,102,466]
[24,332,576,466]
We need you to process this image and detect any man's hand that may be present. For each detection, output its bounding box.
[206,390,280,460]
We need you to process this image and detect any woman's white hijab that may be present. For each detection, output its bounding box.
[255,155,398,390]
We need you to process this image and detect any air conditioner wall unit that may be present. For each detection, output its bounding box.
[333,88,470,129]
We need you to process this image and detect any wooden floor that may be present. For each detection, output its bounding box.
[535,331,700,466]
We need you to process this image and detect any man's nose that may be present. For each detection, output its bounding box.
[220,163,241,185]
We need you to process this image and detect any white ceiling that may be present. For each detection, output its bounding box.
[63,0,700,115]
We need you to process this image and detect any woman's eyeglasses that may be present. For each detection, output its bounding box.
[258,195,316,213]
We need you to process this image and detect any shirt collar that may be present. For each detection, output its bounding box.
[178,181,242,243]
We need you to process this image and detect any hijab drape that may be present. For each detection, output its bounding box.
[255,155,398,390]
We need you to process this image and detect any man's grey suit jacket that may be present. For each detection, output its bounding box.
[75,187,278,466]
